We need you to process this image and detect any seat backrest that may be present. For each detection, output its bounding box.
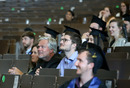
[114,46,130,53]
[107,59,130,79]
[12,59,29,73]
[0,40,10,54]
[0,54,2,59]
[95,69,118,79]
[56,76,75,88]
[0,59,13,74]
[20,75,33,88]
[101,78,116,88]
[106,52,129,60]
[117,79,130,88]
[18,54,30,59]
[0,74,20,88]
[39,68,59,76]
[32,75,57,88]
[3,54,16,59]
[64,69,79,77]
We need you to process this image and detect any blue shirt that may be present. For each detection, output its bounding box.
[57,51,78,76]
[26,48,31,55]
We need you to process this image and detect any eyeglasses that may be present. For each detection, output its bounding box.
[61,38,71,42]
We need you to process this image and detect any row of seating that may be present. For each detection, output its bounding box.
[0,59,29,74]
[0,68,129,88]
[0,74,116,88]
[0,54,30,59]
[0,68,118,88]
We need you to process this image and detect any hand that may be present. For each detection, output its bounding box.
[82,32,90,39]
[35,66,42,76]
[99,10,105,18]
[8,67,23,75]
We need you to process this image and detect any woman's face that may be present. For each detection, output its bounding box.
[88,35,94,43]
[121,2,127,13]
[65,11,74,21]
[31,46,39,63]
[109,22,120,37]
[104,7,111,17]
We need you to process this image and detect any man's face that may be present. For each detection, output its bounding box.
[37,39,52,61]
[60,35,73,52]
[22,36,32,48]
[65,11,74,21]
[75,51,92,75]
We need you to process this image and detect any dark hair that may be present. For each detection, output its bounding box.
[22,31,35,41]
[68,10,75,17]
[28,43,38,72]
[105,7,115,21]
[78,48,94,64]
[78,48,99,74]
[120,2,129,16]
[64,31,81,51]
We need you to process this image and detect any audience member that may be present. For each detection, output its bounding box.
[109,19,126,48]
[82,42,109,71]
[34,36,62,75]
[8,43,39,75]
[116,2,129,19]
[59,48,107,88]
[57,31,81,76]
[58,25,81,57]
[21,31,35,55]
[98,6,115,27]
[82,15,108,43]
[65,10,75,21]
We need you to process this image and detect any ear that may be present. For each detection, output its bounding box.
[50,49,54,53]
[72,43,77,49]
[88,63,94,69]
[31,39,34,43]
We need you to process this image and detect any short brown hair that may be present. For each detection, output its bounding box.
[22,31,35,40]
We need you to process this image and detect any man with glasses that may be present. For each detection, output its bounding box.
[57,31,81,76]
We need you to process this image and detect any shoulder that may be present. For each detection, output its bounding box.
[117,38,126,43]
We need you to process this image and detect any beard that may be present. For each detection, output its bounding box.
[23,43,30,50]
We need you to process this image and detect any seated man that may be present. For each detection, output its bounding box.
[21,31,35,55]
[33,36,62,75]
[57,31,81,76]
[60,48,106,88]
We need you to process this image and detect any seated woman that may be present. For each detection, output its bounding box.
[98,7,115,27]
[8,43,39,75]
[108,19,127,48]
[116,2,129,19]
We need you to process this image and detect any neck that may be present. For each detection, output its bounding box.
[114,34,120,40]
[80,71,94,87]
[65,49,76,59]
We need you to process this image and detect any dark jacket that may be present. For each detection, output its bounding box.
[29,53,62,75]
